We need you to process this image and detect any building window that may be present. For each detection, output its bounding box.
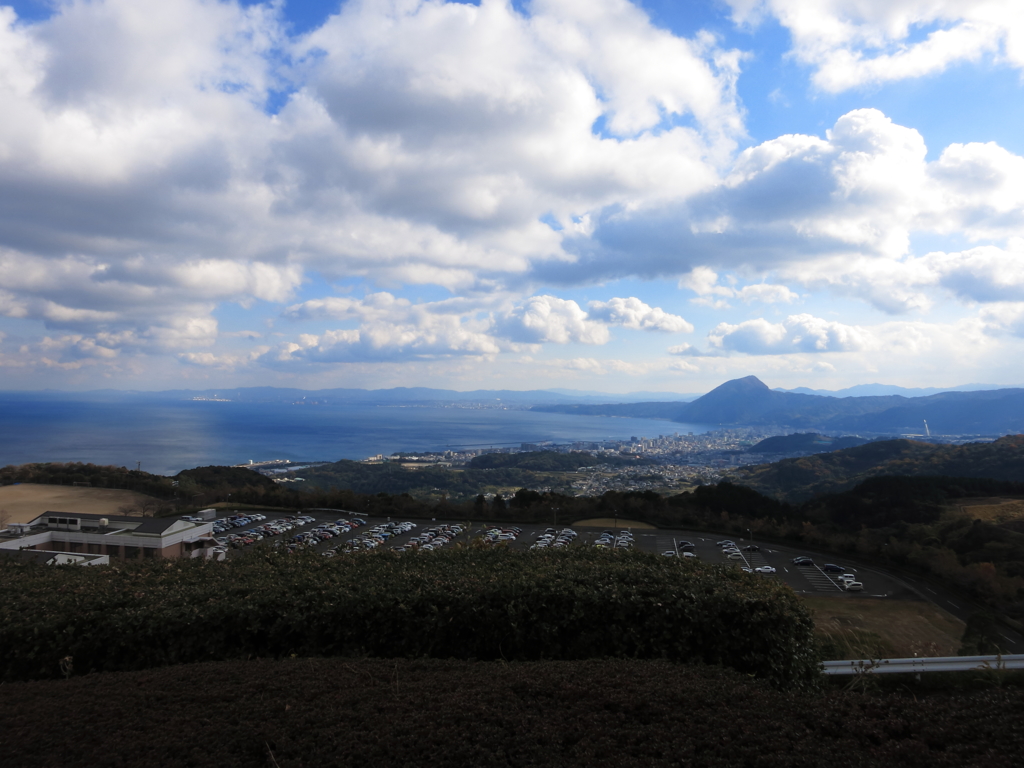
[106,544,120,558]
[87,543,101,554]
[123,546,140,560]
[143,547,155,559]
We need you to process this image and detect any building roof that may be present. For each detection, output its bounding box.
[0,548,58,564]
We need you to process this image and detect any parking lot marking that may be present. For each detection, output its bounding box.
[948,600,960,609]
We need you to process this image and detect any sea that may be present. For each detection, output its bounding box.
[0,394,709,476]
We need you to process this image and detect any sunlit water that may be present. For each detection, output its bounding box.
[0,395,708,475]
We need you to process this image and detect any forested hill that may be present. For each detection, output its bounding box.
[732,435,1024,501]
[748,433,870,454]
[532,375,1024,434]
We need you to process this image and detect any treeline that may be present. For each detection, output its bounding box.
[0,548,819,688]
[294,459,572,498]
[0,462,175,498]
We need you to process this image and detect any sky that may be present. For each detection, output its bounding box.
[2,0,1024,395]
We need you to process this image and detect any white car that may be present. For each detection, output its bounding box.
[844,581,864,591]
[727,552,744,560]
[754,566,776,574]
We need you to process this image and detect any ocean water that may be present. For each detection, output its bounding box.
[0,395,708,476]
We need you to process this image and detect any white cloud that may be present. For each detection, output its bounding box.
[708,314,868,354]
[0,0,748,375]
[586,297,693,332]
[496,295,609,345]
[678,267,798,307]
[728,1,1024,92]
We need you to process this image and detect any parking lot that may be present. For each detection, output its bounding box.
[208,509,910,600]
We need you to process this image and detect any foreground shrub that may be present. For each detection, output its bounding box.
[3,658,1022,768]
[0,548,819,687]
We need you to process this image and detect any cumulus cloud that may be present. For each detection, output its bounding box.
[0,0,748,376]
[728,1,1024,92]
[678,267,798,307]
[494,295,608,345]
[574,108,1024,313]
[708,314,868,354]
[922,244,1024,303]
[586,297,693,332]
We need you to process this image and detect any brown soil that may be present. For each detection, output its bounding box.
[803,596,966,659]
[0,484,160,525]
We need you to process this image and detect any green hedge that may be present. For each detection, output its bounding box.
[0,549,818,688]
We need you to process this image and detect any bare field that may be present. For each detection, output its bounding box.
[803,596,965,659]
[954,497,1024,524]
[572,517,656,529]
[0,484,160,524]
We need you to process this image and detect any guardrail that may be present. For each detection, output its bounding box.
[822,654,1024,675]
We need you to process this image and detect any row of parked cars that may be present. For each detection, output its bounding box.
[482,526,523,544]
[594,530,633,549]
[329,520,418,554]
[529,528,578,549]
[792,556,864,590]
[395,523,463,552]
[221,514,317,548]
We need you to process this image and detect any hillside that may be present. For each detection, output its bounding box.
[733,435,1024,501]
[749,433,871,454]
[292,459,567,498]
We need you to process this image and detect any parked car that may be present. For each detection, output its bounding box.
[844,581,864,591]
[754,566,776,574]
[822,563,846,573]
[742,545,760,552]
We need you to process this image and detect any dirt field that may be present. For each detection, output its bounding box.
[955,497,1024,524]
[572,517,656,529]
[803,596,966,659]
[0,484,161,525]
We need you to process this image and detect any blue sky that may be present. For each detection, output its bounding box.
[1,0,1024,393]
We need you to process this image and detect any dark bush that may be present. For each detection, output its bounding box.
[0,548,819,688]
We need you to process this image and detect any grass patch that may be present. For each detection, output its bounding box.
[0,484,163,525]
[804,596,965,659]
[954,497,1024,524]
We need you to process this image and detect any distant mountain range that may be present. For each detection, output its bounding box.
[776,383,1016,398]
[10,377,1024,434]
[532,375,1024,436]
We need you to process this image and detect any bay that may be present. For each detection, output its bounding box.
[0,395,708,475]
